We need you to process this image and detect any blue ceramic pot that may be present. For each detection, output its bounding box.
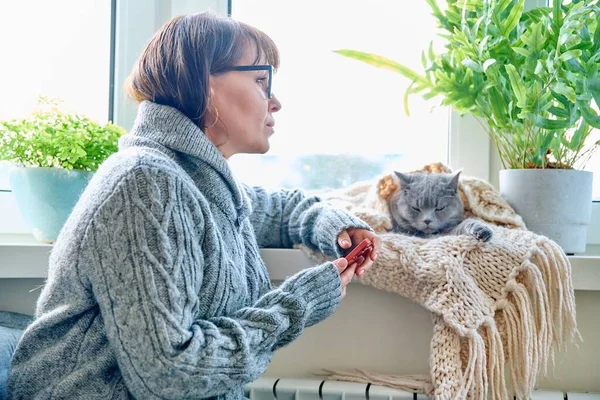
[8,167,94,243]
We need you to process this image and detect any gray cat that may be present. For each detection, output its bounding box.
[388,171,493,242]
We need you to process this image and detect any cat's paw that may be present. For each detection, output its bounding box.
[472,224,493,242]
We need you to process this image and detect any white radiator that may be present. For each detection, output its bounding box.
[245,378,600,400]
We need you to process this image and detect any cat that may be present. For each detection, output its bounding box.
[388,171,493,242]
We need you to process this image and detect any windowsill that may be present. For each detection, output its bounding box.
[1,233,599,290]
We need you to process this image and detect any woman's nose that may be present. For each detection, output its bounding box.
[269,94,282,112]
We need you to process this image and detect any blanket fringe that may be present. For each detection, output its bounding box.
[321,238,579,400]
[318,369,435,397]
[485,320,507,400]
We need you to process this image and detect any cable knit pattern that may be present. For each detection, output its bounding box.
[301,167,580,400]
[7,101,370,400]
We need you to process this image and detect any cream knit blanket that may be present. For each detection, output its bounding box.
[299,163,580,400]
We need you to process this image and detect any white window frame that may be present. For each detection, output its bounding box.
[114,0,600,244]
[111,0,495,181]
[1,0,598,244]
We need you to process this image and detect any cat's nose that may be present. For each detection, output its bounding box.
[424,219,432,225]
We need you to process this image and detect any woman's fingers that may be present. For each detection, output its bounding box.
[337,230,352,249]
[333,257,348,274]
[339,262,357,298]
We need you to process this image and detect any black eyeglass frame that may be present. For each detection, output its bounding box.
[227,65,273,99]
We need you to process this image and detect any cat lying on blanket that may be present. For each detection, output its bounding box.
[388,171,493,242]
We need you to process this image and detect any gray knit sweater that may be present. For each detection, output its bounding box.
[7,101,371,399]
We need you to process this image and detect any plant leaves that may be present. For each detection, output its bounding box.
[586,77,600,109]
[483,58,497,72]
[0,98,124,170]
[551,89,571,107]
[564,100,581,126]
[552,0,563,37]
[331,0,600,170]
[522,7,552,23]
[551,82,576,103]
[537,130,556,159]
[533,115,570,130]
[565,58,586,74]
[594,11,600,52]
[403,82,415,116]
[548,106,570,118]
[425,0,449,27]
[488,86,509,125]
[333,50,427,84]
[522,22,546,51]
[534,60,544,75]
[512,47,531,57]
[497,0,513,14]
[568,120,588,151]
[458,0,482,12]
[581,25,591,41]
[500,0,525,38]
[579,102,600,129]
[428,41,436,61]
[558,49,583,61]
[462,58,484,72]
[505,64,527,108]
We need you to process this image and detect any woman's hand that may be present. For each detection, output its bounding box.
[333,258,357,299]
[337,228,381,277]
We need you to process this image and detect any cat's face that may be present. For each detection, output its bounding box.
[389,171,464,235]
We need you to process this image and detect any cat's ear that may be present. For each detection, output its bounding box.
[394,171,413,188]
[448,170,462,191]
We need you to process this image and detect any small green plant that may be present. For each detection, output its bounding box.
[0,97,125,171]
[335,0,600,169]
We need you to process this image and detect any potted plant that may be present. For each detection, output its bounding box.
[334,0,600,253]
[0,97,125,243]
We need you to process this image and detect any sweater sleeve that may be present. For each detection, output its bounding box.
[83,166,342,399]
[243,184,372,257]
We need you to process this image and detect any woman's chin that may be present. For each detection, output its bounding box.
[260,143,271,154]
[249,141,270,154]
[258,137,271,153]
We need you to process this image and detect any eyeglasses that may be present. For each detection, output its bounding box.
[227,64,273,99]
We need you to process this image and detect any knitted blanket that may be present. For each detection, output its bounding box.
[299,163,580,400]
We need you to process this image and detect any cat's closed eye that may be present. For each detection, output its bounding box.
[436,206,446,211]
[411,206,421,212]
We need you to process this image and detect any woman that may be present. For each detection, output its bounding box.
[7,12,380,399]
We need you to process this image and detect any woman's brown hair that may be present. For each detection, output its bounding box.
[124,12,279,128]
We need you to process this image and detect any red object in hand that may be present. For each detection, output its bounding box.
[344,238,373,266]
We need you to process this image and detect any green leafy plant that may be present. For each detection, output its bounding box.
[335,0,600,169]
[0,97,125,171]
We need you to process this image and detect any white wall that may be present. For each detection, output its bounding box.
[1,278,599,393]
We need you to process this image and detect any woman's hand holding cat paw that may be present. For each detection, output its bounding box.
[337,228,381,277]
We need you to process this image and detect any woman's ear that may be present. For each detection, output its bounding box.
[203,87,219,130]
[206,85,215,108]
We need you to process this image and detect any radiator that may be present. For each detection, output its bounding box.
[245,378,600,400]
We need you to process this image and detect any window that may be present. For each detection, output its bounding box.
[0,0,112,191]
[585,127,599,245]
[2,0,596,244]
[0,0,111,233]
[585,133,600,201]
[228,0,450,191]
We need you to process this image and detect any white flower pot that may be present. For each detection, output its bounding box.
[499,169,593,254]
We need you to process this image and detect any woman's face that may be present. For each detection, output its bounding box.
[207,45,282,159]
